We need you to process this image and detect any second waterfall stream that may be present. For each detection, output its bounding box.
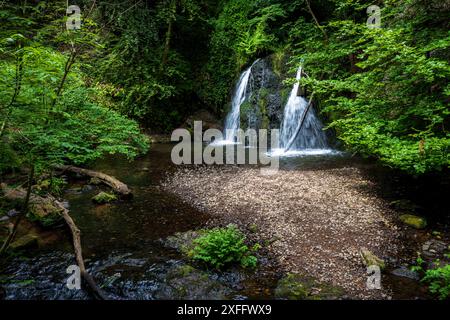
[273,66,334,156]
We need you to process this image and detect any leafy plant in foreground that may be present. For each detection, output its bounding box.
[411,253,450,300]
[189,225,258,270]
[422,264,450,300]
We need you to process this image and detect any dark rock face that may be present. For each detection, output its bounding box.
[239,56,289,132]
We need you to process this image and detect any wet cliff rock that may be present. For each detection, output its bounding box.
[239,55,291,132]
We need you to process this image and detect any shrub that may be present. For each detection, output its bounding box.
[422,264,450,300]
[189,225,257,270]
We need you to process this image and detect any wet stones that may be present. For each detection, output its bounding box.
[422,239,448,260]
[7,209,19,217]
[159,264,231,300]
[391,266,420,280]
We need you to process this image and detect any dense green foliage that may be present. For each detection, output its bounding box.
[92,0,217,132]
[422,264,450,300]
[412,254,450,300]
[295,1,450,174]
[1,0,448,175]
[189,225,258,270]
[203,0,449,174]
[0,1,148,177]
[199,0,287,109]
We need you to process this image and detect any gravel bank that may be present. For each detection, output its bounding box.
[163,165,404,299]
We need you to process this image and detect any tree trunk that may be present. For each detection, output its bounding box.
[305,0,328,43]
[161,0,176,71]
[161,19,173,68]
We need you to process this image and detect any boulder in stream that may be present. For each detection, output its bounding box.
[164,230,203,254]
[421,239,448,260]
[0,184,63,227]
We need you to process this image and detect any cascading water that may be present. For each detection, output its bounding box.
[221,60,258,143]
[274,67,333,156]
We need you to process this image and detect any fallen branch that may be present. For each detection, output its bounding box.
[52,198,108,300]
[0,184,108,299]
[56,165,131,197]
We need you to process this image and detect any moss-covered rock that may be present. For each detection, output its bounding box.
[275,273,309,299]
[164,230,203,254]
[92,192,117,204]
[275,273,344,300]
[360,248,386,270]
[1,184,62,227]
[238,57,284,132]
[33,179,51,192]
[248,223,258,233]
[10,234,38,250]
[172,264,197,277]
[239,100,253,130]
[26,201,63,227]
[399,214,427,229]
[160,264,230,300]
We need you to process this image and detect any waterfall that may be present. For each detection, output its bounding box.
[222,60,258,143]
[276,67,331,155]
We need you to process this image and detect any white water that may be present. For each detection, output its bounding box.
[270,148,339,157]
[222,61,258,143]
[275,67,334,157]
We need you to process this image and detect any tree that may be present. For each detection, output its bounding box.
[0,1,148,254]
